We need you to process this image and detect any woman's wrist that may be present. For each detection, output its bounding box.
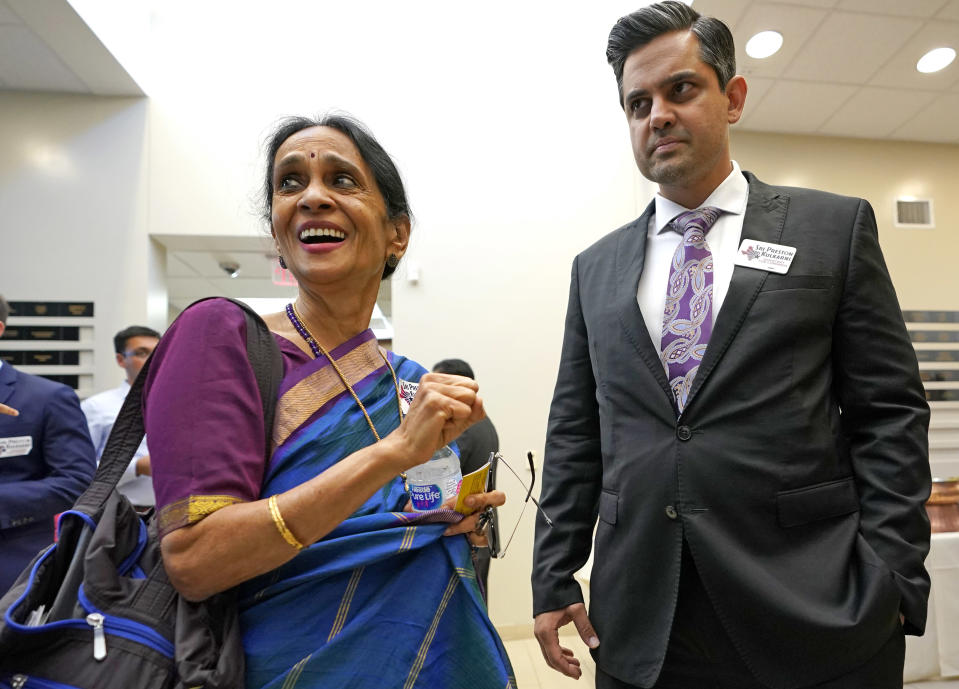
[372,433,416,477]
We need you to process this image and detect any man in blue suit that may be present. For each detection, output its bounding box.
[0,295,96,593]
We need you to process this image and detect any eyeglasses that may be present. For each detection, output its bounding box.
[477,451,554,559]
[123,348,153,360]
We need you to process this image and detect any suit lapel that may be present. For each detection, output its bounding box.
[0,363,16,406]
[616,200,675,402]
[684,173,790,410]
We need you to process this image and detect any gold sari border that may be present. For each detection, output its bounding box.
[281,652,313,689]
[273,337,387,447]
[403,572,460,689]
[328,566,365,642]
[454,567,476,580]
[398,526,416,552]
[157,494,245,537]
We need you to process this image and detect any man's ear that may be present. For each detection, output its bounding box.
[388,216,411,260]
[115,352,126,369]
[726,75,748,125]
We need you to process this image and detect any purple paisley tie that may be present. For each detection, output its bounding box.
[660,206,722,413]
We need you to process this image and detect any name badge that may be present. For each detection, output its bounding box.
[735,240,797,274]
[0,436,33,458]
[398,380,419,415]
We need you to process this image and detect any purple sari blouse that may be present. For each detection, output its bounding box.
[142,299,309,537]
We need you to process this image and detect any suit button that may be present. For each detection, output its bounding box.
[676,425,692,441]
[665,505,678,520]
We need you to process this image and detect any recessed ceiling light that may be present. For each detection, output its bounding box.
[745,30,783,59]
[916,47,956,74]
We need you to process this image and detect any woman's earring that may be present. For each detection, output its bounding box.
[386,254,399,268]
[278,254,288,269]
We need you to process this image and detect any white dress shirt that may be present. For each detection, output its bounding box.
[637,160,749,351]
[81,380,154,506]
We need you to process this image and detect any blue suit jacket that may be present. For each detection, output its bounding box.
[0,362,95,592]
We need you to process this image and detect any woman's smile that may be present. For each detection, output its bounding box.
[296,220,348,253]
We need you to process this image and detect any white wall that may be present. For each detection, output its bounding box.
[0,92,154,390]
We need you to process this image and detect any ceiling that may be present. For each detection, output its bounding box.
[693,0,959,142]
[153,234,393,318]
[154,234,291,314]
[1,1,955,139]
[0,0,142,96]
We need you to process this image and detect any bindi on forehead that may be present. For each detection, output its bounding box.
[310,152,315,158]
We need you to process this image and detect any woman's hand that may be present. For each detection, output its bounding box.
[0,402,18,416]
[443,490,505,538]
[388,373,486,470]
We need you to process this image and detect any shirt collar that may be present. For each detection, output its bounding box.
[653,160,748,234]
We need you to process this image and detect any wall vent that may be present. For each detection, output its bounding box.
[895,199,934,228]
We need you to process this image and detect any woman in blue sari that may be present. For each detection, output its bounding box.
[143,114,515,688]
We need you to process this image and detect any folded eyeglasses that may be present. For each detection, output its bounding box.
[476,451,554,559]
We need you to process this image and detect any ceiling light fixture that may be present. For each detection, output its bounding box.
[745,30,783,59]
[916,47,956,74]
[219,261,241,278]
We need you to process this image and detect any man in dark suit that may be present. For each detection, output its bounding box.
[531,4,931,688]
[0,295,96,593]
[433,358,500,602]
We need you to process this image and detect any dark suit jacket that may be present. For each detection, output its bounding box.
[532,172,931,689]
[456,416,499,477]
[0,363,96,592]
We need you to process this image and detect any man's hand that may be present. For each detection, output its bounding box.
[0,402,19,416]
[533,602,599,679]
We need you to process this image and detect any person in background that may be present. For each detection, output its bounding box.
[0,294,96,593]
[432,358,500,602]
[143,114,514,688]
[532,3,930,688]
[81,326,160,510]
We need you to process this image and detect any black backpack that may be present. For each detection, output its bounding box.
[0,298,282,689]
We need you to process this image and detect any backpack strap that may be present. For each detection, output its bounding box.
[73,297,283,518]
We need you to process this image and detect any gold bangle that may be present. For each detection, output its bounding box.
[268,494,304,551]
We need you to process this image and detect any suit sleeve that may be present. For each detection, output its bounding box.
[0,384,96,529]
[532,256,604,616]
[833,199,931,635]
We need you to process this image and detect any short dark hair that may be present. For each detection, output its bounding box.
[114,325,160,354]
[432,358,475,379]
[0,295,8,327]
[607,1,736,105]
[261,113,413,280]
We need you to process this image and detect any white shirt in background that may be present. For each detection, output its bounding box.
[81,380,154,507]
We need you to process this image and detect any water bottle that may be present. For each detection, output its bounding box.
[406,445,462,511]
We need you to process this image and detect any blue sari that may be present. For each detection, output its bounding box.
[237,329,516,688]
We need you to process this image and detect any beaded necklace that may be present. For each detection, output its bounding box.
[285,302,407,483]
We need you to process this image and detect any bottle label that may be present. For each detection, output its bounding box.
[409,483,444,510]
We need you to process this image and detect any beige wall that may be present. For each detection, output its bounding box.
[731,130,959,310]
[0,92,157,390]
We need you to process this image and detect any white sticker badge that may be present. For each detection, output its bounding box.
[398,380,419,415]
[735,240,797,274]
[0,435,33,458]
